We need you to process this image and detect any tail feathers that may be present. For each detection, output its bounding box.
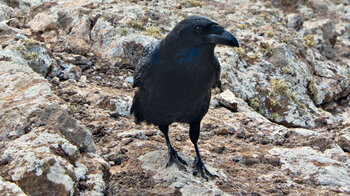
[130,96,143,124]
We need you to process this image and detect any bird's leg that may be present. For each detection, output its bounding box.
[158,125,188,170]
[190,120,219,181]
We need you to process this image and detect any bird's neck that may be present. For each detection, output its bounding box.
[160,41,215,64]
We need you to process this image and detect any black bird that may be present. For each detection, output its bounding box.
[131,15,239,180]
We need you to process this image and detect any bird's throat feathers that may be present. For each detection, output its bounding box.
[159,43,215,68]
[176,47,201,64]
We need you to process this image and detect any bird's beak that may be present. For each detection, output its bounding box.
[204,29,239,47]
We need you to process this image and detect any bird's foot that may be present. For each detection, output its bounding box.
[192,156,219,181]
[166,149,188,171]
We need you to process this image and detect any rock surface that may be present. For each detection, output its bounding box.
[0,61,107,195]
[0,0,349,195]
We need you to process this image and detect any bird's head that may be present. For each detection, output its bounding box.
[165,15,239,48]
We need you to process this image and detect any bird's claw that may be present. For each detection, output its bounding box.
[193,157,219,181]
[166,149,188,171]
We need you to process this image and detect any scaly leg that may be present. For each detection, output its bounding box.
[158,125,187,170]
[189,120,219,181]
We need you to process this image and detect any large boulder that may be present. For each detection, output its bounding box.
[0,60,108,195]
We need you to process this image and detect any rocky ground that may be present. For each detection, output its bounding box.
[0,0,350,195]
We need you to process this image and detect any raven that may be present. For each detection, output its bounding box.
[131,15,239,180]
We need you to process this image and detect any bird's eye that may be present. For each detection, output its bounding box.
[195,26,203,33]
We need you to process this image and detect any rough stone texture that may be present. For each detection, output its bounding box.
[302,19,337,59]
[337,129,350,153]
[0,61,53,141]
[0,4,13,22]
[28,12,58,33]
[1,0,350,195]
[97,95,133,117]
[28,103,95,152]
[215,89,239,112]
[269,146,350,192]
[139,150,227,196]
[0,0,52,9]
[0,176,26,196]
[1,128,83,196]
[285,13,303,30]
[0,61,94,152]
[0,35,83,81]
[0,60,106,195]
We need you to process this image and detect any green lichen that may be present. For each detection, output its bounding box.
[237,23,248,30]
[269,79,290,97]
[24,38,39,50]
[24,52,39,60]
[180,0,203,7]
[16,44,39,61]
[29,64,40,73]
[270,97,280,107]
[299,103,307,109]
[15,46,25,53]
[282,65,292,74]
[261,43,274,57]
[270,113,279,121]
[224,58,230,64]
[143,26,161,38]
[269,79,302,107]
[280,35,291,44]
[257,109,265,115]
[249,97,260,111]
[70,105,77,117]
[249,53,259,59]
[234,47,246,60]
[120,27,129,36]
[304,34,316,48]
[265,30,275,37]
[126,19,144,30]
[308,79,319,103]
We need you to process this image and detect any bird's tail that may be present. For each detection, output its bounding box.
[130,93,143,124]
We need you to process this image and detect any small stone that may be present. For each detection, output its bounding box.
[338,133,350,152]
[213,146,225,154]
[120,148,128,154]
[125,76,133,84]
[233,155,242,163]
[114,155,128,165]
[286,13,303,30]
[216,90,239,112]
[218,128,229,135]
[107,154,117,161]
[67,78,77,83]
[236,129,246,138]
[210,98,219,108]
[175,134,182,141]
[228,128,235,134]
[80,75,87,83]
[50,77,60,85]
[121,138,133,146]
[294,177,304,184]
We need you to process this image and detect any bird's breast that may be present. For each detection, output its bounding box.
[155,46,217,95]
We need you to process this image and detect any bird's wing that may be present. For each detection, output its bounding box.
[213,56,221,88]
[133,40,161,88]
